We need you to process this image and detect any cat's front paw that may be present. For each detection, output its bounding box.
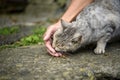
[94,47,105,54]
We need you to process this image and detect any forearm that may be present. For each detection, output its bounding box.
[60,0,94,22]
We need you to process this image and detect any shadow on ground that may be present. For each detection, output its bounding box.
[0,42,120,80]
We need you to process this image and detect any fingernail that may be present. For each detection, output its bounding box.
[54,53,59,57]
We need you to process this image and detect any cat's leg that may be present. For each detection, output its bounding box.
[94,23,115,54]
[94,33,112,54]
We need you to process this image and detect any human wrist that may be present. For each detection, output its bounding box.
[55,20,62,28]
[60,17,73,22]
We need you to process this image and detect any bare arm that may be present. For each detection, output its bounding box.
[61,0,94,22]
[44,0,94,57]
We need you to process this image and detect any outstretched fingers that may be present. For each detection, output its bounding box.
[45,39,62,57]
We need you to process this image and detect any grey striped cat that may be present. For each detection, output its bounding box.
[52,0,120,54]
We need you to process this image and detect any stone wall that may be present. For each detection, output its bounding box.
[0,0,28,13]
[25,0,70,19]
[0,0,70,25]
[0,0,70,17]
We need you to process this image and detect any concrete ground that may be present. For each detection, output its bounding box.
[0,42,120,80]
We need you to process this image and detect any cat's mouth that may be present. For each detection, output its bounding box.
[56,51,66,54]
[55,48,72,54]
[54,47,73,54]
[55,49,67,53]
[56,50,73,55]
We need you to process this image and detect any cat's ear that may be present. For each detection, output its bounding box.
[61,19,72,30]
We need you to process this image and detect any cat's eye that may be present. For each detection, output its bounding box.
[71,39,78,43]
[71,36,82,43]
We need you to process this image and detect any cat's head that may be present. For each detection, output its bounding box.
[52,19,83,53]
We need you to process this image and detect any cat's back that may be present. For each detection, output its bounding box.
[76,0,120,29]
[97,0,120,13]
[77,0,120,18]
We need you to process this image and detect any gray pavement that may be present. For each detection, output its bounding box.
[0,42,120,80]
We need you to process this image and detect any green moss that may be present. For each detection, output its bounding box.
[0,26,19,35]
[0,26,46,50]
[14,26,46,46]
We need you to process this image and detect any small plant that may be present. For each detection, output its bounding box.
[0,26,46,50]
[15,26,46,46]
[0,26,19,35]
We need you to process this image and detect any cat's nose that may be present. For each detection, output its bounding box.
[55,47,64,52]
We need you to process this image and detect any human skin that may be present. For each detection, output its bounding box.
[43,0,94,57]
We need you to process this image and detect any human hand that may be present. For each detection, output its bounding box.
[43,21,62,57]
